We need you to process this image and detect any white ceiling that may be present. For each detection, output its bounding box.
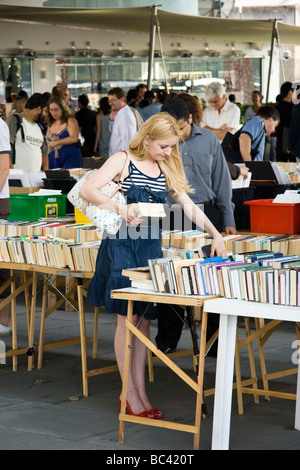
[0,5,299,58]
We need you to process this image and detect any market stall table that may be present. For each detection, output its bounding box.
[110,287,219,451]
[203,298,300,450]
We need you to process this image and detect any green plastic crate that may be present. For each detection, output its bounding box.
[8,193,67,221]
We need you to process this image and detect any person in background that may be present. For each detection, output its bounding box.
[79,112,226,419]
[126,89,144,128]
[239,105,280,162]
[51,85,63,99]
[154,89,168,107]
[287,99,300,162]
[62,86,77,114]
[94,96,112,158]
[158,98,236,355]
[6,92,49,172]
[177,92,203,126]
[108,87,137,156]
[126,89,139,108]
[177,92,248,180]
[275,81,295,162]
[0,117,12,335]
[137,90,162,121]
[244,90,263,121]
[8,95,27,116]
[201,81,241,142]
[46,95,82,169]
[75,93,96,158]
[38,92,51,136]
[135,83,147,107]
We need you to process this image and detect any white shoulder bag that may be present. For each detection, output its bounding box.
[67,153,128,235]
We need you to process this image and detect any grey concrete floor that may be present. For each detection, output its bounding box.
[0,294,299,452]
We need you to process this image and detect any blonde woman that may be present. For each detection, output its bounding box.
[80,112,226,420]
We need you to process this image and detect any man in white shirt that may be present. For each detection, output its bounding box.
[6,93,49,172]
[108,87,137,156]
[0,117,12,335]
[201,82,241,142]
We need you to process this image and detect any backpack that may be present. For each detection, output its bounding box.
[221,122,265,164]
[11,114,25,165]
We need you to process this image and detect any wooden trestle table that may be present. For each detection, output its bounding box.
[110,287,219,451]
[0,262,34,370]
[0,262,95,372]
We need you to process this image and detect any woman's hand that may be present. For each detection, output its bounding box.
[210,234,227,258]
[119,203,145,226]
[48,140,60,149]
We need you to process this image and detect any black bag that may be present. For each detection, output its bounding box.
[221,129,243,163]
[11,114,25,165]
[222,125,265,164]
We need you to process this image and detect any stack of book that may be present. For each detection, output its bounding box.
[146,252,300,306]
[122,267,154,291]
[161,245,208,259]
[0,219,102,242]
[161,230,300,257]
[0,235,100,272]
[161,230,212,250]
[222,233,300,256]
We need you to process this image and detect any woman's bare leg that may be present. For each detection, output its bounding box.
[131,316,152,410]
[114,314,146,414]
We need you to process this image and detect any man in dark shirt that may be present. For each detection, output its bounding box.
[75,94,97,158]
[276,81,295,162]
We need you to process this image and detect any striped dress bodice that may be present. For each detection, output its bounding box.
[122,160,166,201]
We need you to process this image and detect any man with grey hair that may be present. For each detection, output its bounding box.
[201,81,241,142]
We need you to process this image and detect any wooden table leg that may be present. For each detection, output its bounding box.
[28,271,37,372]
[78,285,89,397]
[193,309,208,450]
[118,299,133,444]
[37,275,48,369]
[92,307,99,359]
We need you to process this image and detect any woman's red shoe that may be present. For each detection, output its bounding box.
[117,398,154,418]
[148,407,163,419]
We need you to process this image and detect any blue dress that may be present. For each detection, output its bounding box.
[87,161,168,319]
[48,127,82,169]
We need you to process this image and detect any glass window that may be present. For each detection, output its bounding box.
[0,57,32,101]
[55,55,261,107]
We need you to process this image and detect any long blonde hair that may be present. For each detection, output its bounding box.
[129,112,191,197]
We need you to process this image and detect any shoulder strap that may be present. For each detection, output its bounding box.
[118,150,129,186]
[252,127,265,151]
[14,114,25,142]
[10,114,25,164]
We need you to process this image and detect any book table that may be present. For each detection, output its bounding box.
[110,287,219,451]
[0,262,98,376]
[202,298,300,450]
[28,265,95,372]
